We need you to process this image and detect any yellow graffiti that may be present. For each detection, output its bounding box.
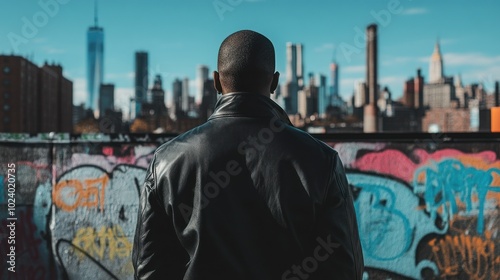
[53,175,109,212]
[72,225,132,261]
[429,233,500,280]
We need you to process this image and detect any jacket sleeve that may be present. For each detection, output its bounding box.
[314,152,364,280]
[132,154,189,279]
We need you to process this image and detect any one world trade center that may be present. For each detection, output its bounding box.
[86,2,104,116]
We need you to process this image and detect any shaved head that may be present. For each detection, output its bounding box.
[216,30,278,95]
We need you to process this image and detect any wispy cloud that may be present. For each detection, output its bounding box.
[106,72,135,80]
[104,87,135,119]
[73,78,87,106]
[440,38,456,45]
[43,46,66,54]
[380,76,406,85]
[443,53,500,66]
[462,66,500,86]
[314,43,335,53]
[340,78,363,93]
[382,56,417,66]
[32,37,48,44]
[343,65,365,74]
[401,8,428,15]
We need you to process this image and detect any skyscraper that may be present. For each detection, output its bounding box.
[135,51,148,117]
[354,82,368,108]
[284,42,304,114]
[182,77,190,112]
[495,81,499,107]
[429,41,444,83]
[151,75,166,106]
[199,79,218,121]
[318,74,327,117]
[99,84,114,117]
[196,65,209,105]
[296,44,304,87]
[330,61,339,95]
[330,60,339,110]
[423,42,455,109]
[172,78,183,118]
[150,75,167,128]
[286,42,297,83]
[86,2,104,116]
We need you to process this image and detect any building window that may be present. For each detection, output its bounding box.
[3,66,10,74]
[4,93,9,99]
[3,104,9,111]
[3,79,10,86]
[4,117,9,123]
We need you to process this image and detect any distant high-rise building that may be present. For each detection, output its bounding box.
[73,103,87,126]
[172,78,183,117]
[429,41,444,83]
[1,56,39,133]
[39,63,73,132]
[424,42,456,109]
[298,73,319,118]
[495,81,500,106]
[196,65,209,105]
[99,83,114,117]
[423,77,455,108]
[364,24,379,132]
[454,74,467,108]
[403,69,424,109]
[151,75,166,106]
[284,42,304,114]
[199,79,218,121]
[182,77,190,112]
[354,82,368,108]
[298,89,307,118]
[414,69,424,108]
[330,61,339,99]
[0,56,72,132]
[135,51,148,117]
[148,75,167,128]
[86,3,104,115]
[286,42,297,83]
[296,44,304,87]
[317,74,328,117]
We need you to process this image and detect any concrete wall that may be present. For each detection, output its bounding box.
[1,133,499,279]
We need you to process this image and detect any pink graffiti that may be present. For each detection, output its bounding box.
[352,148,499,182]
[66,145,154,173]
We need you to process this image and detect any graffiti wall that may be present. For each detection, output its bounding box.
[1,133,499,279]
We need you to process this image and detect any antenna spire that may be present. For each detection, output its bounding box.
[94,0,98,27]
[332,45,337,62]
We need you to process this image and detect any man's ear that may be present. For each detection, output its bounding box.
[270,71,280,93]
[213,71,222,93]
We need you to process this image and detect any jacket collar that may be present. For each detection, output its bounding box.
[208,92,292,126]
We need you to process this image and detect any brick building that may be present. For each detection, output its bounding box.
[0,55,73,133]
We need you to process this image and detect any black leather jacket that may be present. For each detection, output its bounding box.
[133,93,364,280]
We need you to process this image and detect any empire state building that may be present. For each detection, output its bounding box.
[86,3,104,115]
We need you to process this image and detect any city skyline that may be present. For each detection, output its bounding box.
[1,1,499,118]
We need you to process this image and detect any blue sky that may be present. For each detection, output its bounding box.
[1,0,499,118]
